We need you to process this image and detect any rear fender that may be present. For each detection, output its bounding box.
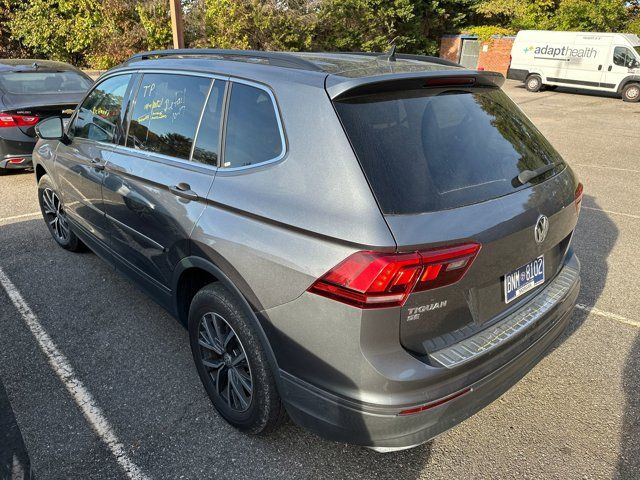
[171,256,283,389]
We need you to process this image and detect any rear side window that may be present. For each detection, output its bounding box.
[334,88,564,214]
[127,74,211,160]
[223,83,283,168]
[73,74,132,143]
[0,71,92,94]
[192,79,226,166]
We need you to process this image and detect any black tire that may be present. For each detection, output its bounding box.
[525,74,543,92]
[622,83,640,103]
[188,283,286,434]
[37,174,84,251]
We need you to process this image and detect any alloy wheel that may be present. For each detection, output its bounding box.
[197,312,253,412]
[42,188,70,243]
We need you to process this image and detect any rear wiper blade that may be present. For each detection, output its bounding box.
[515,163,561,186]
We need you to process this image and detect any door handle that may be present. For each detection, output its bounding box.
[598,65,602,71]
[608,65,613,71]
[169,182,199,201]
[90,157,106,170]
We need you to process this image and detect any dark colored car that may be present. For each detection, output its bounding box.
[32,49,582,452]
[0,59,92,172]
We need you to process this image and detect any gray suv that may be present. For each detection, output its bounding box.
[32,49,582,452]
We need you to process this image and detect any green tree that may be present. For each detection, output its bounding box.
[204,0,314,50]
[552,0,629,31]
[314,0,417,52]
[7,0,102,64]
[475,0,558,30]
[476,0,632,32]
[137,0,173,50]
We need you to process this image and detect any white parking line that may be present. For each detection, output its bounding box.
[0,212,41,223]
[582,206,640,220]
[0,267,150,480]
[576,303,640,328]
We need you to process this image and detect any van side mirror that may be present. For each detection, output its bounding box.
[35,116,66,141]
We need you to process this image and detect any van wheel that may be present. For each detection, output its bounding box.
[622,83,640,102]
[525,74,542,92]
[37,174,84,251]
[188,283,286,434]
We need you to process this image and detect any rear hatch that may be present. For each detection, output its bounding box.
[332,77,581,356]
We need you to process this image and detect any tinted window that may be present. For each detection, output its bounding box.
[613,47,636,67]
[223,83,283,168]
[127,74,211,160]
[334,88,564,214]
[73,74,131,143]
[192,80,226,166]
[0,71,92,94]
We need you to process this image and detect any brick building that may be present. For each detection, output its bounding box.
[440,34,516,76]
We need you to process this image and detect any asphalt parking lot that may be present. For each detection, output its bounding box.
[0,80,638,479]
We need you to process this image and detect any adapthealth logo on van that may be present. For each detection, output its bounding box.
[523,44,598,59]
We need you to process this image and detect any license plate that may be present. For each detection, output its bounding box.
[503,255,544,304]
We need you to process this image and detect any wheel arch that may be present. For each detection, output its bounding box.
[35,163,47,183]
[171,256,283,387]
[617,75,640,93]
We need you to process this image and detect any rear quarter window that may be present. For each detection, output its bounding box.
[334,88,564,214]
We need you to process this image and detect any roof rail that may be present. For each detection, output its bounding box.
[126,49,323,71]
[335,51,462,68]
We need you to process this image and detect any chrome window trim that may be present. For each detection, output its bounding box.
[220,77,287,172]
[88,68,288,173]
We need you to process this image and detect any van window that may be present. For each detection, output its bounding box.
[613,47,637,68]
[127,74,211,160]
[334,88,565,215]
[73,74,131,143]
[223,83,283,168]
[192,80,226,166]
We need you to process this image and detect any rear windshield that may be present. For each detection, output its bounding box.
[334,88,564,214]
[0,71,91,95]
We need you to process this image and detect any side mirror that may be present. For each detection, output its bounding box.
[35,116,65,140]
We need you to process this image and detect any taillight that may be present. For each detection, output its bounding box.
[0,113,39,128]
[308,243,481,309]
[574,182,583,213]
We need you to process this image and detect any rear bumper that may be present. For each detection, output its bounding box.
[280,254,580,449]
[0,128,37,170]
[0,155,33,170]
[507,68,529,82]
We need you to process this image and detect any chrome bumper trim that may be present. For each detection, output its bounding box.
[429,265,579,369]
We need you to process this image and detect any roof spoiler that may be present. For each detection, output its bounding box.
[326,70,505,100]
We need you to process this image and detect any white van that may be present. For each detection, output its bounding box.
[508,30,640,102]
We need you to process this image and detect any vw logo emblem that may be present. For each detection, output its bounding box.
[534,215,549,244]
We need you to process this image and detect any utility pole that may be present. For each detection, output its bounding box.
[169,0,185,49]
